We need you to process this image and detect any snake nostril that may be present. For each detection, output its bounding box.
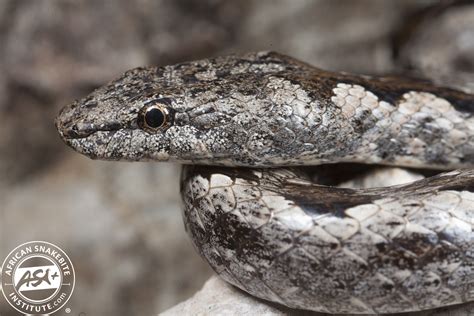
[71,122,97,138]
[64,124,80,138]
[57,119,96,139]
[57,121,79,138]
[55,100,97,139]
[83,101,98,108]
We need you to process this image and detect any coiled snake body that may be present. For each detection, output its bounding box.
[56,52,473,314]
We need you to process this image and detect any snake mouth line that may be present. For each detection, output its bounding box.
[55,98,128,140]
[55,113,124,140]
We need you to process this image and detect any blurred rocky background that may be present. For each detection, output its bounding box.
[0,1,472,315]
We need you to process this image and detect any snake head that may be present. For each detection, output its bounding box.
[56,51,330,165]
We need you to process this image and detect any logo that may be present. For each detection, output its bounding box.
[1,241,75,315]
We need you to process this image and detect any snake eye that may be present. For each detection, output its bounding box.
[138,102,171,132]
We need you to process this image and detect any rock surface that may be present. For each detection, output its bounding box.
[163,276,474,316]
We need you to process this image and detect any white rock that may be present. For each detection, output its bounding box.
[162,276,474,316]
[161,276,286,316]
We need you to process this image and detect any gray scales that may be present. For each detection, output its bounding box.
[56,52,473,314]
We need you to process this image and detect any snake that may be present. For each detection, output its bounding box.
[55,51,473,314]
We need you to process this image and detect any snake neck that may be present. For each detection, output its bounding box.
[275,68,474,169]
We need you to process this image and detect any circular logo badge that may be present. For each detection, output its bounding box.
[1,241,75,315]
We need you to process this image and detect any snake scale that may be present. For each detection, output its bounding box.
[56,51,473,314]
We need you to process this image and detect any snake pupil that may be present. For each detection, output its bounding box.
[144,107,165,128]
